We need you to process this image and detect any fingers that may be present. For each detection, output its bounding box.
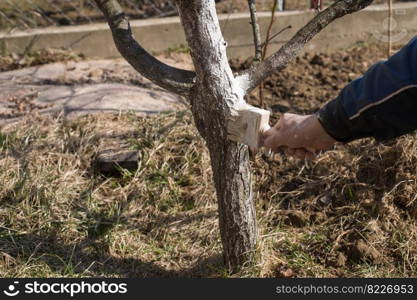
[267,146,317,160]
[294,148,315,160]
[302,150,317,161]
[262,127,318,160]
[262,113,298,149]
[272,115,285,130]
[285,148,296,156]
[260,127,276,146]
[285,147,317,160]
[305,147,317,154]
[263,127,285,150]
[261,113,330,160]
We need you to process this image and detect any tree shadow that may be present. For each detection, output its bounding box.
[0,146,223,277]
[0,226,224,278]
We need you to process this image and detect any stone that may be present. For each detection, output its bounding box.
[95,149,140,174]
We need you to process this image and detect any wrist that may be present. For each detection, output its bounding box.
[316,99,356,143]
[310,115,337,149]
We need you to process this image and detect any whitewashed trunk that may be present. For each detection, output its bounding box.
[177,1,258,269]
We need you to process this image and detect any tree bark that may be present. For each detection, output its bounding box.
[176,0,258,270]
[248,0,262,62]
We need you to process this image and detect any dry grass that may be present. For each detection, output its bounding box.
[252,136,417,277]
[0,110,416,278]
[0,111,221,277]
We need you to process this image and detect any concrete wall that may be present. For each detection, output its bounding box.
[1,3,417,59]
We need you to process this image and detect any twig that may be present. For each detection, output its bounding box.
[248,0,262,62]
[258,0,278,108]
[260,25,292,47]
[262,0,278,59]
[311,0,323,11]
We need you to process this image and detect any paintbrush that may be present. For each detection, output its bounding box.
[227,103,271,150]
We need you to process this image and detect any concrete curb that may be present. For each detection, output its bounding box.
[1,3,417,59]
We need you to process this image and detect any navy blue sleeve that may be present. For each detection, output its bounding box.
[317,36,417,142]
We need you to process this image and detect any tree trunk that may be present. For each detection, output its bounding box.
[176,1,258,270]
[191,90,258,270]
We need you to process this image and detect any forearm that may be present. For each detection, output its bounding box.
[317,36,417,142]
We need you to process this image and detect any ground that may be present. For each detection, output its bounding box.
[1,41,417,278]
[0,52,186,125]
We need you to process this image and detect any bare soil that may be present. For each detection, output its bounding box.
[231,43,392,118]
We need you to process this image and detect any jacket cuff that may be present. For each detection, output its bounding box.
[316,98,356,143]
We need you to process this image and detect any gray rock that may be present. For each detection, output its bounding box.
[95,149,140,174]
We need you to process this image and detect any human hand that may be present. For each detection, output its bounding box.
[262,113,336,160]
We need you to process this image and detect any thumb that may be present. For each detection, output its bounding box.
[262,126,276,139]
[262,127,285,150]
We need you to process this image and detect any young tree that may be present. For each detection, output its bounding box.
[94,0,373,271]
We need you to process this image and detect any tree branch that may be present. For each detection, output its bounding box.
[93,0,195,96]
[238,0,374,93]
[262,0,278,60]
[175,0,240,109]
